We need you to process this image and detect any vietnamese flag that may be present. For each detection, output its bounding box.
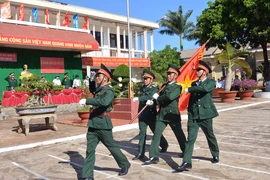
[177,39,210,111]
[82,16,89,30]
[62,11,70,27]
[44,8,50,25]
[18,4,24,21]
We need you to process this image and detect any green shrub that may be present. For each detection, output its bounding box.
[113,64,129,77]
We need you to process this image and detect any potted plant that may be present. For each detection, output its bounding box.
[52,85,64,95]
[234,79,258,100]
[215,42,252,102]
[77,83,92,123]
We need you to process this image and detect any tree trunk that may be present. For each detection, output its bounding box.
[225,71,232,91]
[261,43,269,82]
[180,34,183,51]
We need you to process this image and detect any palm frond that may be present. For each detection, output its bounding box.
[234,59,252,79]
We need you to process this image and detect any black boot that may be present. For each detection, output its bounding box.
[143,157,159,165]
[211,157,219,163]
[174,162,192,172]
[119,163,131,176]
[132,154,145,160]
[84,178,94,180]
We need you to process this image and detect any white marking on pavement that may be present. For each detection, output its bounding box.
[0,134,85,154]
[194,159,270,175]
[11,162,49,180]
[201,141,270,150]
[118,145,200,158]
[47,154,125,180]
[215,135,270,142]
[243,132,270,136]
[199,148,270,160]
[77,148,209,180]
[1,100,270,154]
[217,100,270,112]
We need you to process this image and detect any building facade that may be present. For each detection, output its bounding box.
[0,0,159,98]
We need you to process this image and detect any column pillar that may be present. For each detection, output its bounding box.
[100,25,103,47]
[143,29,148,58]
[150,31,154,52]
[116,23,121,57]
[135,31,138,50]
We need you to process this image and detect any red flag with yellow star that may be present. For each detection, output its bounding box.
[177,40,210,111]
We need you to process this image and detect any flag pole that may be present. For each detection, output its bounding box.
[126,0,132,98]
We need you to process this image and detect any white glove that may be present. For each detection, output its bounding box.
[152,93,159,100]
[184,88,189,94]
[133,97,139,102]
[79,99,86,105]
[146,100,154,106]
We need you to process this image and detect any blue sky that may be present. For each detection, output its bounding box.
[60,0,210,51]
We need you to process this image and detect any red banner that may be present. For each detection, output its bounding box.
[82,57,150,67]
[40,57,64,73]
[0,52,17,62]
[0,34,98,50]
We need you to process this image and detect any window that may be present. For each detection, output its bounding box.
[90,31,101,46]
[110,34,116,48]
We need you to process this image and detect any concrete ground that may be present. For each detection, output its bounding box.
[0,98,270,180]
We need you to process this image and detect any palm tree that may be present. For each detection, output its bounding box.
[158,5,194,51]
[215,42,252,91]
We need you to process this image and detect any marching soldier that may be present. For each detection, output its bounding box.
[79,63,130,180]
[62,72,71,89]
[132,69,169,160]
[144,64,186,164]
[5,72,17,90]
[175,61,219,172]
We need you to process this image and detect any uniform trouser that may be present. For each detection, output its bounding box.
[149,120,186,158]
[138,119,169,155]
[82,127,129,178]
[183,118,219,164]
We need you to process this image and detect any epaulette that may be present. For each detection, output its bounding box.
[109,85,113,88]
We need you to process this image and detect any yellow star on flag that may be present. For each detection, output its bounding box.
[177,74,197,94]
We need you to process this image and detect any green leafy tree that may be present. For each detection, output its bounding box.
[158,5,194,51]
[150,45,183,78]
[187,0,270,84]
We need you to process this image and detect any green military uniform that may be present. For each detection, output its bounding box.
[82,65,130,179]
[62,77,71,89]
[183,77,219,164]
[5,76,17,90]
[137,84,168,156]
[149,81,186,158]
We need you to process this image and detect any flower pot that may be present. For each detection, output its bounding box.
[77,111,90,123]
[238,90,254,100]
[213,88,225,98]
[219,91,237,103]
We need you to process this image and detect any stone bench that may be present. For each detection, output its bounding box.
[17,113,58,136]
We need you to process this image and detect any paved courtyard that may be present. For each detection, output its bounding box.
[0,98,270,180]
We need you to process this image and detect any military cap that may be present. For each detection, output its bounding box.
[97,63,113,79]
[196,61,212,73]
[75,75,79,78]
[143,69,155,79]
[55,74,59,77]
[41,74,46,78]
[167,64,180,76]
[64,72,68,75]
